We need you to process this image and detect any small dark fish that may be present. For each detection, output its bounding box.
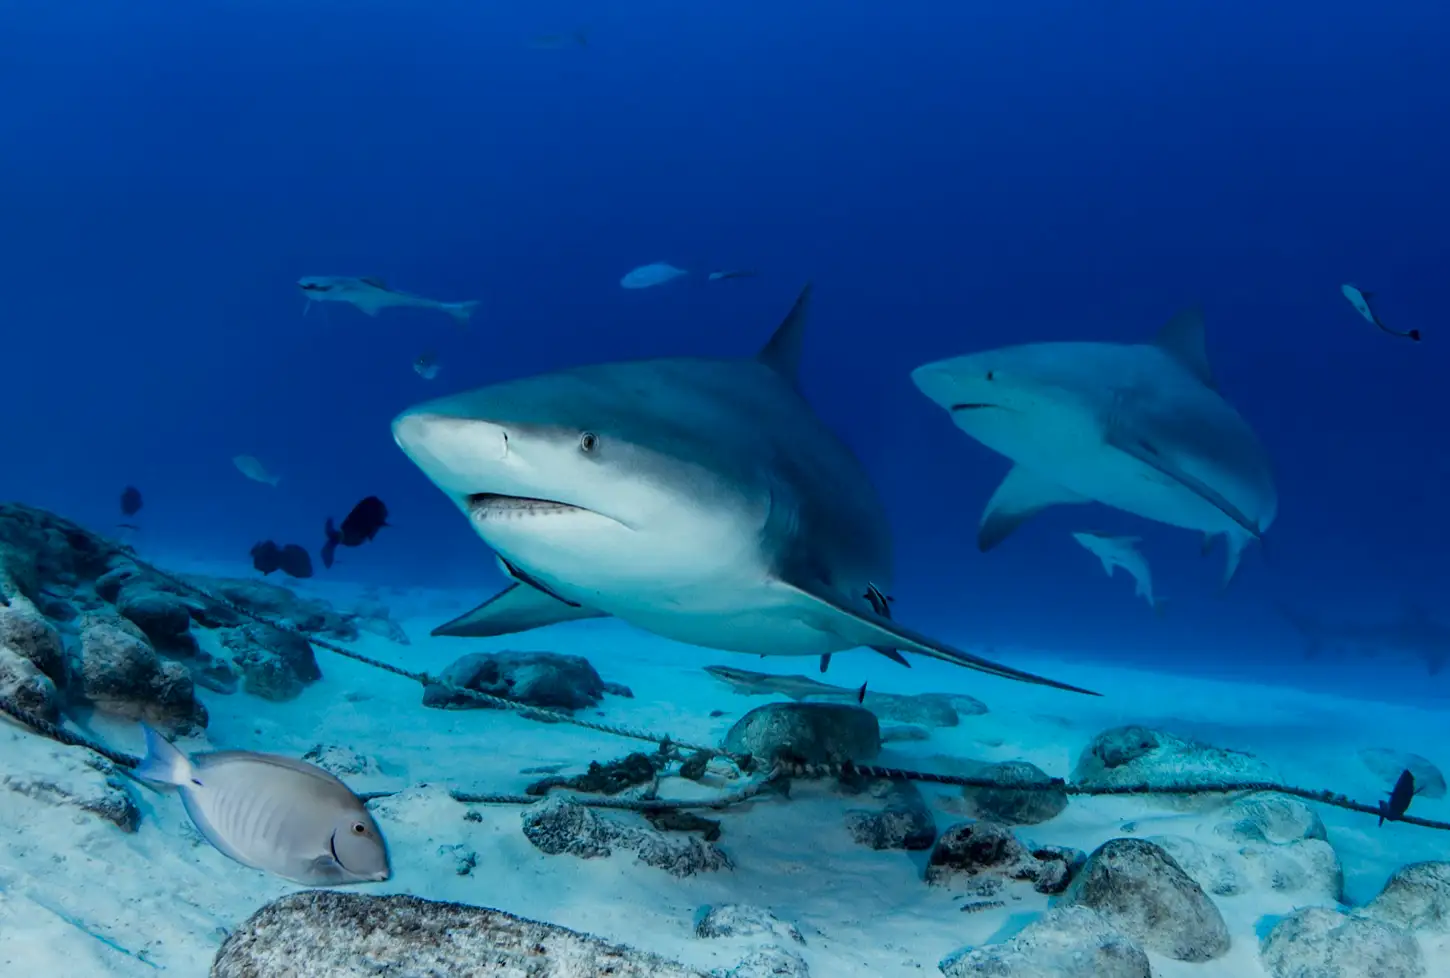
[856,682,868,704]
[277,544,314,579]
[1380,769,1416,826]
[120,486,143,517]
[322,496,389,569]
[251,540,281,575]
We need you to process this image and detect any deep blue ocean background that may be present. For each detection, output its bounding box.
[4,0,1447,702]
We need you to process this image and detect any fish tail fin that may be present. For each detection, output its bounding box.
[447,300,480,327]
[321,518,340,569]
[133,723,193,786]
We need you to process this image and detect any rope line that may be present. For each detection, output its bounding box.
[0,512,1436,832]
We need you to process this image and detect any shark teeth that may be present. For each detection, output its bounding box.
[467,493,584,521]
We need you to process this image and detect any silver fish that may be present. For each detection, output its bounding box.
[134,724,391,885]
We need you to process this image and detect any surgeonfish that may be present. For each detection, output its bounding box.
[133,723,391,885]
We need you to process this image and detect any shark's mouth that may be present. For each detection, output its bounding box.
[467,492,590,521]
[300,283,332,293]
[949,402,997,411]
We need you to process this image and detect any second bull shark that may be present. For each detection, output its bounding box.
[392,285,1095,695]
[911,306,1277,586]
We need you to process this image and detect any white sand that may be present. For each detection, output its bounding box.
[3,569,1448,977]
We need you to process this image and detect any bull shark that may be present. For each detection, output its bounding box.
[298,276,480,325]
[910,306,1277,586]
[391,285,1096,695]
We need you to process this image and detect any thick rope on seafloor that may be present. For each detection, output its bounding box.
[1,513,1445,831]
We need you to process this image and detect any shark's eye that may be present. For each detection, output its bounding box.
[579,432,599,453]
[352,822,367,835]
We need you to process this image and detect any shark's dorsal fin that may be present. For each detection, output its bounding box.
[757,284,813,387]
[1153,305,1215,389]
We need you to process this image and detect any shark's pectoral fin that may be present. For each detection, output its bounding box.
[980,466,1089,551]
[1107,431,1262,541]
[432,582,608,637]
[779,577,1099,695]
[870,646,911,667]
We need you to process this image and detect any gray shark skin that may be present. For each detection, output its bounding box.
[910,307,1277,586]
[392,285,1096,696]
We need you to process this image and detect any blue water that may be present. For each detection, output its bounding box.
[4,0,1448,704]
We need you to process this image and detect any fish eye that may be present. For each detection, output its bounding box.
[579,431,599,453]
[352,822,368,835]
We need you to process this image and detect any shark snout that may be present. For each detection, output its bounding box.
[392,411,510,495]
[909,359,972,408]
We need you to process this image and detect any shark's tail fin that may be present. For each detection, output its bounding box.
[321,518,340,569]
[447,300,480,327]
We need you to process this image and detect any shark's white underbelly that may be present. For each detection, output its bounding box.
[481,514,860,657]
[1046,447,1243,535]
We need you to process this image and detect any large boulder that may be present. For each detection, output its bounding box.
[940,906,1150,978]
[116,582,198,657]
[1072,725,1274,809]
[423,650,615,712]
[1259,907,1424,978]
[221,624,322,702]
[925,820,1081,895]
[724,703,880,766]
[1059,838,1230,962]
[520,796,730,878]
[211,891,710,977]
[961,760,1068,825]
[1364,862,1450,934]
[74,615,207,734]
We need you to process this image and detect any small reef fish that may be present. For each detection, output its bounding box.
[322,496,389,569]
[708,269,756,282]
[298,276,480,326]
[251,541,313,579]
[1071,531,1164,613]
[414,351,440,380]
[1380,769,1416,826]
[119,486,143,517]
[233,455,280,487]
[133,723,391,885]
[1341,284,1420,342]
[529,30,588,49]
[620,262,688,289]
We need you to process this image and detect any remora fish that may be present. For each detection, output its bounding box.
[393,285,1095,695]
[1071,531,1164,612]
[133,723,391,885]
[911,307,1277,586]
[298,276,479,326]
[1341,284,1420,342]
